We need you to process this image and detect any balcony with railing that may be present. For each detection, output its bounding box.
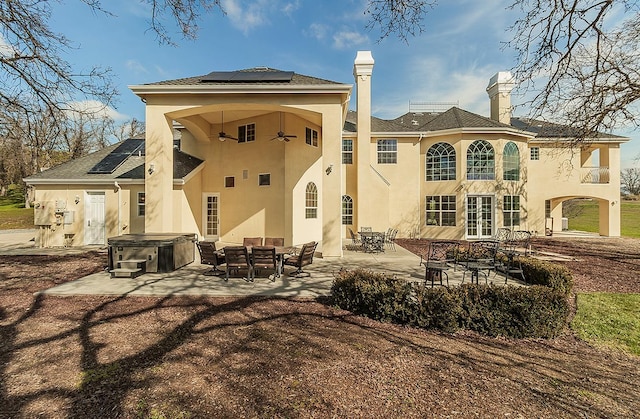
[581,166,610,184]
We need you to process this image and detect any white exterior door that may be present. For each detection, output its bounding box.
[202,193,220,240]
[85,192,106,245]
[466,195,494,239]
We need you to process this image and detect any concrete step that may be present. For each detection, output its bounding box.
[110,267,143,278]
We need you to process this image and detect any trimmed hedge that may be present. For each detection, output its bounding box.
[331,260,573,338]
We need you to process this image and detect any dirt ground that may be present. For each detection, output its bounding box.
[0,238,639,418]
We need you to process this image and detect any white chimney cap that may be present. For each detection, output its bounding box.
[487,71,515,92]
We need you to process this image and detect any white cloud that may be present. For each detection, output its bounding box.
[332,30,368,50]
[125,60,148,74]
[282,0,301,17]
[222,0,270,35]
[0,34,16,57]
[306,23,329,41]
[67,100,129,121]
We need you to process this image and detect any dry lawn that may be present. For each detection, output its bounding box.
[0,238,639,418]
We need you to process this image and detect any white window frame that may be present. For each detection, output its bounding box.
[530,146,540,160]
[238,123,256,143]
[342,195,353,225]
[305,127,318,147]
[377,139,397,164]
[426,195,456,227]
[503,195,521,228]
[137,192,145,217]
[305,182,318,219]
[342,139,353,164]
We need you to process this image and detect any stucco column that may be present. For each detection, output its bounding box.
[144,105,175,233]
[322,109,344,257]
[354,51,374,231]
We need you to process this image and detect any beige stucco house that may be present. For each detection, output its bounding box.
[24,51,628,256]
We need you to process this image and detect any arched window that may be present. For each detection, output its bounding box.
[467,140,495,180]
[305,182,318,219]
[503,141,520,181]
[426,142,456,181]
[342,195,353,225]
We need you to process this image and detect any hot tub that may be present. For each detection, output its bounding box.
[108,233,196,273]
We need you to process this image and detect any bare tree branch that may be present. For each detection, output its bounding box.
[364,0,438,43]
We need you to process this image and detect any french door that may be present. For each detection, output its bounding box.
[466,195,494,239]
[202,193,220,240]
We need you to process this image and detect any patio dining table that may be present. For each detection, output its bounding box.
[225,245,296,276]
[359,231,385,253]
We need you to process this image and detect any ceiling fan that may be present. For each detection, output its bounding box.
[218,111,238,141]
[269,112,297,142]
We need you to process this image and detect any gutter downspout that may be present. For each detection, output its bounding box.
[114,181,121,233]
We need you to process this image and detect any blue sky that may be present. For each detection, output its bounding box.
[49,0,638,166]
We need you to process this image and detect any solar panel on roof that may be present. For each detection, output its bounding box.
[201,71,294,83]
[88,139,144,174]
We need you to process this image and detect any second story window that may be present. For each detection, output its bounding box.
[377,139,397,164]
[426,142,456,181]
[238,123,256,143]
[467,140,495,180]
[503,141,520,181]
[342,139,353,164]
[530,146,540,160]
[306,127,318,147]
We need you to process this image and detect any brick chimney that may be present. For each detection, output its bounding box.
[486,71,515,125]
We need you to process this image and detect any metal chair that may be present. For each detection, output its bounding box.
[497,230,532,283]
[385,228,398,251]
[223,246,254,282]
[251,246,279,281]
[360,227,372,232]
[196,241,225,276]
[284,241,317,278]
[348,228,362,250]
[422,240,459,287]
[460,240,499,284]
[264,237,284,247]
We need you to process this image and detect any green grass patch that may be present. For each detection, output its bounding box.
[566,200,640,238]
[0,203,33,229]
[573,293,640,356]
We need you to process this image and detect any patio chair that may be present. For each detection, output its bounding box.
[196,241,226,276]
[360,226,372,232]
[385,228,398,251]
[223,246,254,282]
[243,237,263,247]
[251,246,279,281]
[264,237,284,247]
[284,241,317,278]
[460,240,499,284]
[422,240,459,287]
[497,230,532,284]
[348,228,362,250]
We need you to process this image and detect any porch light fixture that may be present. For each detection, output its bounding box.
[325,164,333,175]
[74,195,80,204]
[148,163,155,175]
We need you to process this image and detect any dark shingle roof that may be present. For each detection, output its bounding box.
[145,67,344,87]
[25,140,203,182]
[345,107,513,133]
[511,117,627,139]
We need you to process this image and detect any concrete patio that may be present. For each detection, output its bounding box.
[1,229,561,298]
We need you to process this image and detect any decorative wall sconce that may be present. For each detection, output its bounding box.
[148,163,155,175]
[325,164,333,175]
[74,195,80,204]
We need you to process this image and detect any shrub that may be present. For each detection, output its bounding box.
[331,268,411,323]
[331,262,572,339]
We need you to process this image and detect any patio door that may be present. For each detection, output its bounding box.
[202,193,220,240]
[85,192,106,245]
[466,195,494,239]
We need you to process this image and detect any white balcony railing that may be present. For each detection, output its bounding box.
[581,166,610,184]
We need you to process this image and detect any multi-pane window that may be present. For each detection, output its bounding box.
[238,123,256,143]
[377,139,397,164]
[137,192,145,216]
[503,195,521,228]
[306,127,318,147]
[305,182,318,219]
[503,141,520,181]
[342,195,353,225]
[426,142,456,181]
[425,195,456,226]
[467,140,495,180]
[530,146,540,160]
[225,176,235,188]
[342,139,353,164]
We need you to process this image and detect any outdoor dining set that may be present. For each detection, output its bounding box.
[420,228,533,287]
[196,237,318,282]
[349,227,398,253]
